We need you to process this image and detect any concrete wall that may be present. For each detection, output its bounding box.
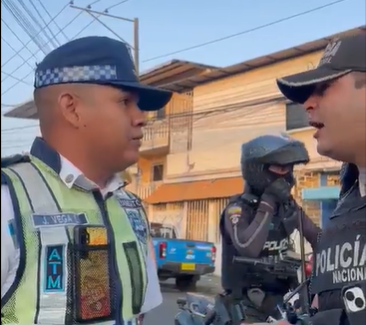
[289,128,342,170]
[166,51,323,179]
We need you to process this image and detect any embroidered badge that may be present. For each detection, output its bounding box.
[126,209,148,245]
[227,205,242,225]
[115,190,142,209]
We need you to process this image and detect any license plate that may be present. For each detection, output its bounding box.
[181,263,196,271]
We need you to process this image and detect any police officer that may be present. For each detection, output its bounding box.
[220,134,321,324]
[250,31,366,324]
[1,36,172,325]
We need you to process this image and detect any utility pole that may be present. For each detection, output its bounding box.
[70,5,140,75]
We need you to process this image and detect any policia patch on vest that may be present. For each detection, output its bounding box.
[312,225,366,293]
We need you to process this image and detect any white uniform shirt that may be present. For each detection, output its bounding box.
[1,156,162,314]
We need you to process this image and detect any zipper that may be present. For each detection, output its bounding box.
[92,190,123,325]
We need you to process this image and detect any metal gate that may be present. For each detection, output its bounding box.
[211,198,229,242]
[186,200,209,241]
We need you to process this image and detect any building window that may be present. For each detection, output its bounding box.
[286,102,309,130]
[156,107,166,120]
[152,164,164,181]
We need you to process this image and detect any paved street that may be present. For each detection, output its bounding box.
[145,275,221,325]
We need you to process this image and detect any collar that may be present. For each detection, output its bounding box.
[30,137,126,193]
[339,163,359,196]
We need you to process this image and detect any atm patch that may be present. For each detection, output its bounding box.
[44,245,65,292]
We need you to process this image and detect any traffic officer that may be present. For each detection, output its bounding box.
[249,30,366,324]
[219,134,321,324]
[1,36,172,325]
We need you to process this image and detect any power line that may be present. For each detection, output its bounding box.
[1,1,131,101]
[1,94,280,135]
[34,0,69,41]
[1,70,33,85]
[1,2,69,69]
[3,0,51,54]
[143,0,346,63]
[1,36,34,70]
[27,0,62,47]
[106,0,130,12]
[1,10,84,97]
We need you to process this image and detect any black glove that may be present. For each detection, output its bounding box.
[263,178,292,203]
[280,199,300,233]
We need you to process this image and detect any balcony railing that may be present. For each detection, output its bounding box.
[140,120,170,156]
[136,181,163,200]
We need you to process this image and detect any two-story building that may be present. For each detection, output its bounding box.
[5,27,364,266]
[134,26,364,254]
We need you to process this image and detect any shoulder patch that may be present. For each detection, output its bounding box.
[1,154,30,168]
[226,204,242,225]
[227,206,242,215]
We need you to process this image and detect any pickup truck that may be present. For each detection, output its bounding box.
[151,222,216,291]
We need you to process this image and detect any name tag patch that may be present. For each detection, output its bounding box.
[44,245,65,292]
[32,213,88,228]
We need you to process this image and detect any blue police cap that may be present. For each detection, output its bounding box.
[34,36,172,111]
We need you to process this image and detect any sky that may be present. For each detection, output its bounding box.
[1,0,365,156]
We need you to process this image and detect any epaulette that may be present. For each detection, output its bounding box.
[240,193,259,206]
[1,154,30,168]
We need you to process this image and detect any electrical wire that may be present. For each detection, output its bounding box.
[1,70,33,85]
[1,2,69,69]
[18,0,60,48]
[1,0,129,100]
[1,94,281,135]
[27,0,62,47]
[142,0,347,63]
[3,0,51,53]
[1,36,35,70]
[106,0,129,12]
[1,11,84,97]
[35,0,69,41]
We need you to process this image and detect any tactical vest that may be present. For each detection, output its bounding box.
[220,195,293,294]
[1,157,148,325]
[310,183,366,325]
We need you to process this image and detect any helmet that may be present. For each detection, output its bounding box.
[240,134,309,195]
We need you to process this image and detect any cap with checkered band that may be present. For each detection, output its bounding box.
[276,32,366,104]
[34,36,172,111]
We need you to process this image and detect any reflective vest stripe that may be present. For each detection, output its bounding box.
[8,163,69,324]
[2,166,39,324]
[106,198,148,319]
[123,241,145,314]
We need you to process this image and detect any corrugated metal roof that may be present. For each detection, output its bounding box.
[145,176,243,204]
[4,26,365,120]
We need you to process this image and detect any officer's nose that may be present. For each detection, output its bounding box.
[303,93,319,112]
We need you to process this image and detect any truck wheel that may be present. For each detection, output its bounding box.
[175,275,197,292]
